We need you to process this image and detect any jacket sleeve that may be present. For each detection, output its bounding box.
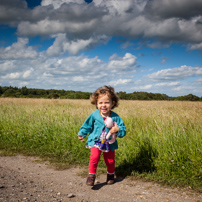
[78,113,95,138]
[115,116,126,138]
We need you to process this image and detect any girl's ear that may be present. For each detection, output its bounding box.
[112,101,115,107]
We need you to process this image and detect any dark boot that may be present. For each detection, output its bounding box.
[106,174,114,185]
[86,174,96,186]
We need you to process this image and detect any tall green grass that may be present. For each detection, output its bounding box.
[0,98,201,191]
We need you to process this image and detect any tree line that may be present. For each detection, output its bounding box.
[0,86,201,101]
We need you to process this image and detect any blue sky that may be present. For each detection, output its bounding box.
[0,0,202,97]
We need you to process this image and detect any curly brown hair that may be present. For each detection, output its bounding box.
[90,85,119,109]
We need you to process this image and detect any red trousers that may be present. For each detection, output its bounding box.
[89,147,115,174]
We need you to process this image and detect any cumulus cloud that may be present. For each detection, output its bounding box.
[108,53,137,73]
[172,86,193,92]
[17,1,106,38]
[0,44,137,91]
[41,0,85,9]
[155,82,180,87]
[22,68,34,78]
[46,34,109,56]
[0,60,16,73]
[2,72,21,79]
[109,79,133,86]
[0,0,29,25]
[1,0,202,48]
[187,42,202,51]
[132,84,153,91]
[93,0,146,16]
[144,0,202,20]
[1,67,35,84]
[0,38,38,59]
[147,65,202,81]
[0,0,202,96]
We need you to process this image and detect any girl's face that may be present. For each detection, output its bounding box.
[97,94,114,117]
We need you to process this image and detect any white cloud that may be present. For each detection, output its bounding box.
[148,65,202,81]
[0,51,137,91]
[19,81,29,87]
[194,78,202,84]
[0,38,38,59]
[23,68,34,78]
[41,0,85,9]
[1,68,34,81]
[46,34,65,56]
[63,38,94,55]
[187,43,202,51]
[192,78,202,90]
[2,72,21,79]
[109,79,132,86]
[0,0,200,52]
[46,34,109,56]
[108,53,137,73]
[132,85,152,90]
[0,0,202,97]
[172,86,193,92]
[93,0,146,16]
[0,0,202,49]
[71,76,88,82]
[155,82,180,87]
[43,72,53,77]
[0,60,16,73]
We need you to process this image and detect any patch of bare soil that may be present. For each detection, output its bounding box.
[0,155,201,202]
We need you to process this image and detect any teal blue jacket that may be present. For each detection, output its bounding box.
[78,110,126,151]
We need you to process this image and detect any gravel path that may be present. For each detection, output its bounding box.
[0,155,201,202]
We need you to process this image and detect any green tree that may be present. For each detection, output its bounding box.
[0,86,3,95]
[3,89,16,97]
[184,94,200,101]
[21,86,28,95]
[49,93,59,99]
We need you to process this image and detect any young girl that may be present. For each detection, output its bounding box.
[77,85,126,186]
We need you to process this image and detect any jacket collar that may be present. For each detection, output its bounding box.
[95,109,115,124]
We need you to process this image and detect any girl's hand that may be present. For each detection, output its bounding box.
[109,122,119,134]
[77,135,85,142]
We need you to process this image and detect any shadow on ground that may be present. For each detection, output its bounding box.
[92,176,125,190]
[116,138,158,177]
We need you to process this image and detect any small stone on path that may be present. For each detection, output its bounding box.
[67,193,75,198]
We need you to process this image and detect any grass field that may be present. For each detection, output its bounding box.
[0,98,201,192]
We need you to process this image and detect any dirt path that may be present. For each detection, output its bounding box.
[0,155,201,202]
